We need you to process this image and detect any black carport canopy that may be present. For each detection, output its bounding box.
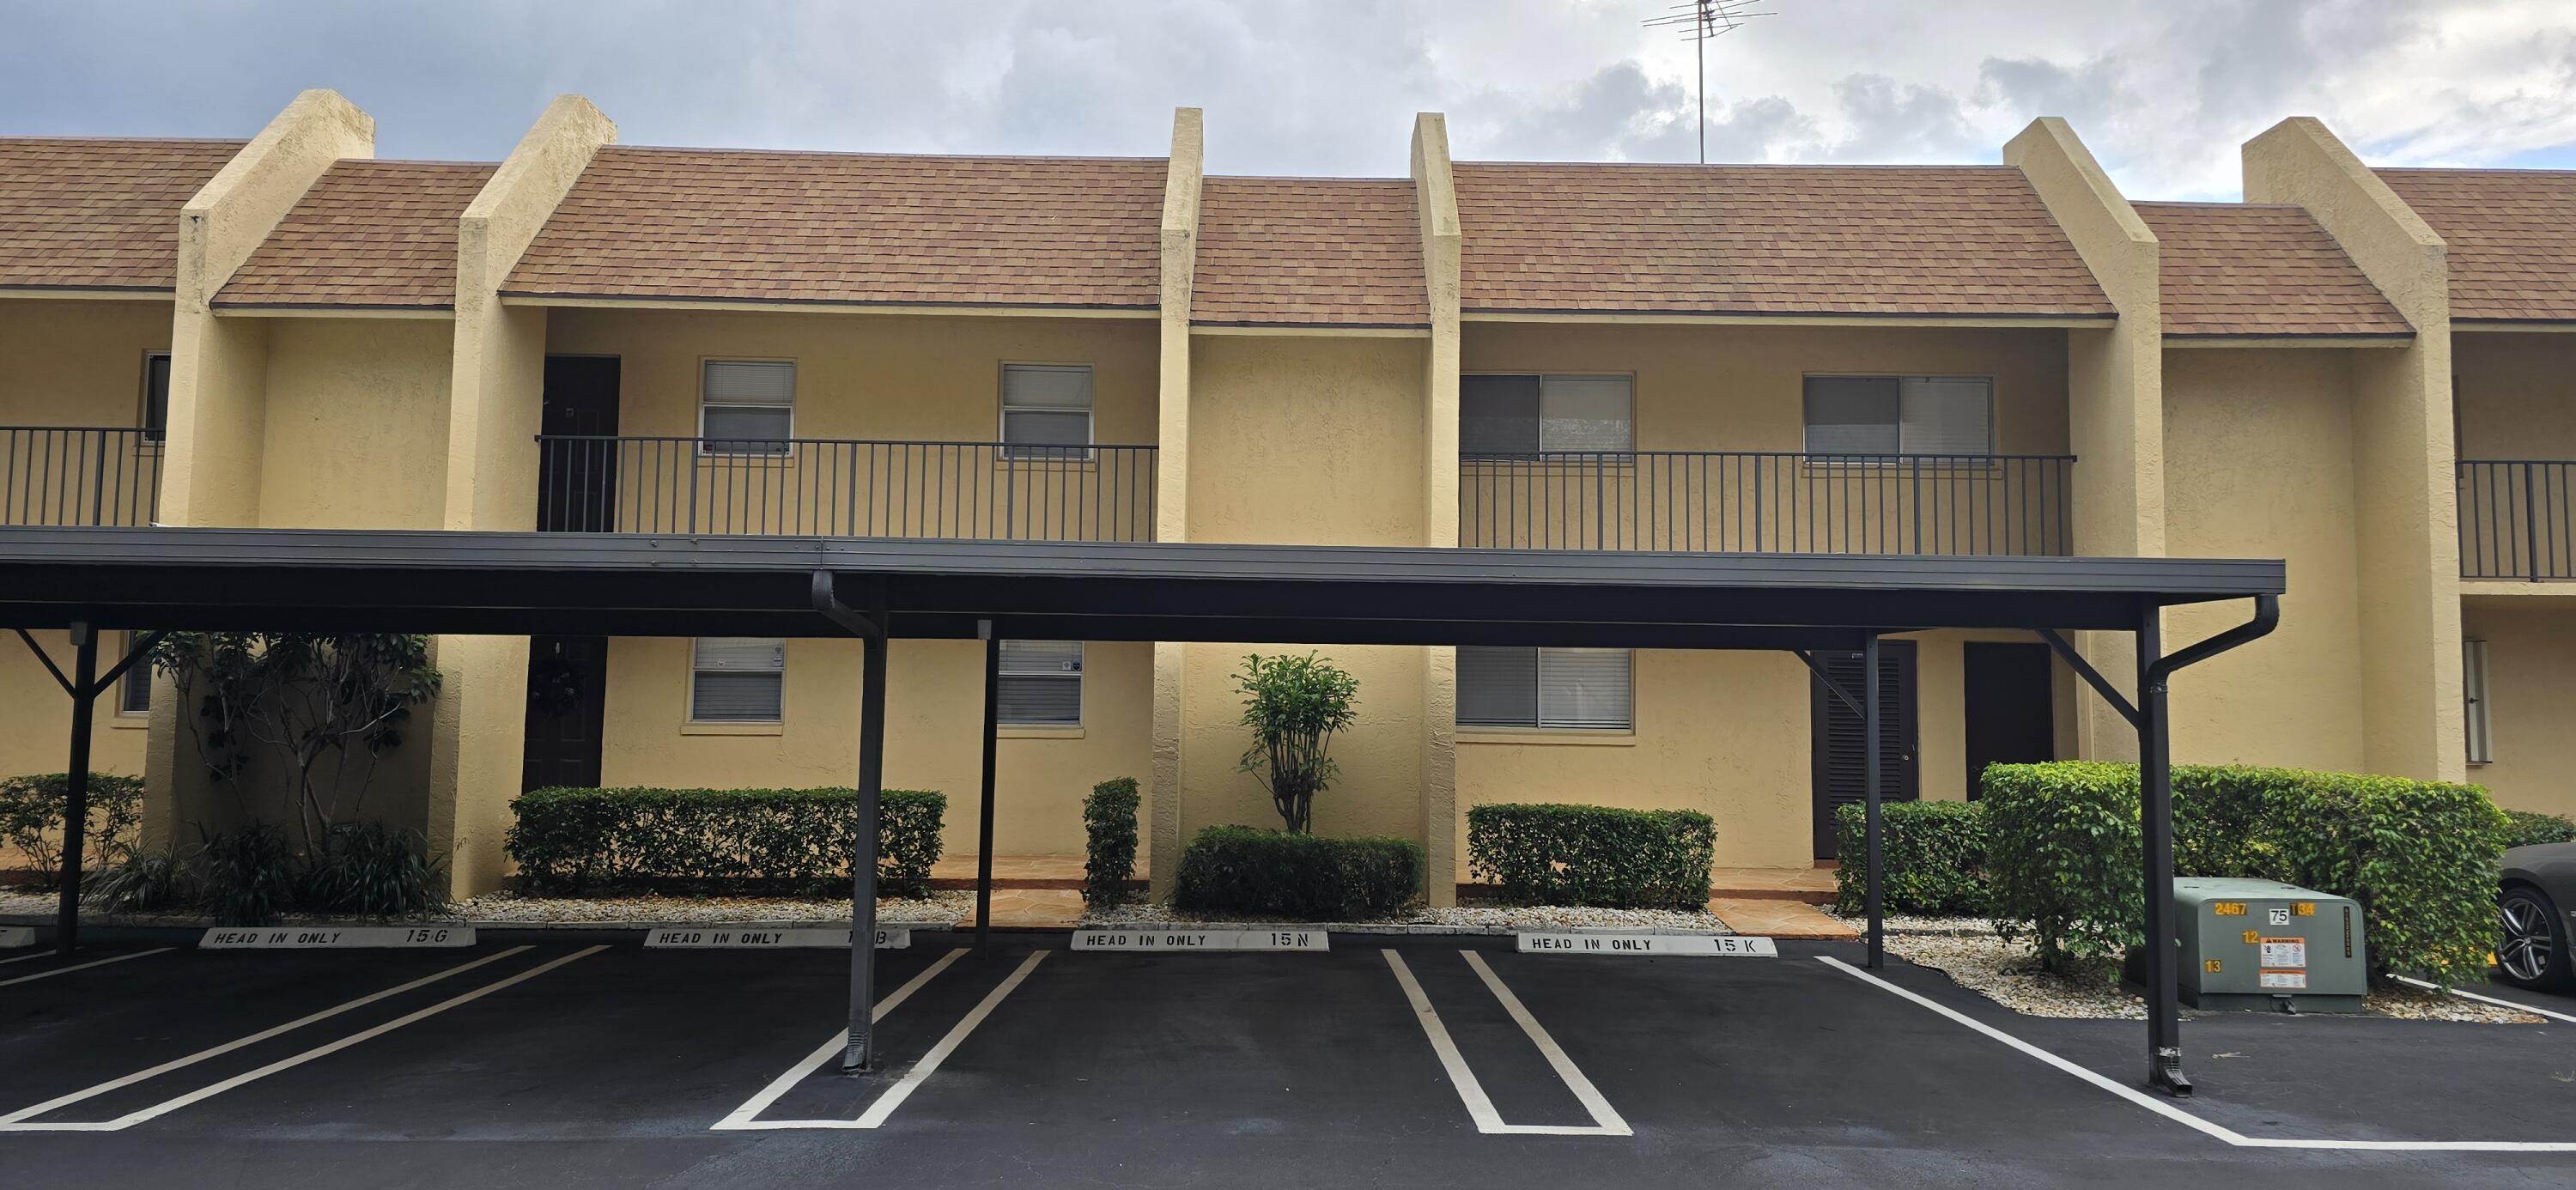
[0,526,2282,1099]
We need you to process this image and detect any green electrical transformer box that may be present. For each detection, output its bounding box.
[2169,877,2367,1011]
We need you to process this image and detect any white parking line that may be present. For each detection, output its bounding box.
[710,947,969,1131]
[0,950,64,966]
[1382,949,1631,1137]
[0,947,173,987]
[0,945,602,1132]
[853,950,1048,1127]
[2395,975,2576,1025]
[1820,955,2576,1153]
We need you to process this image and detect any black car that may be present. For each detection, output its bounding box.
[2499,841,2576,992]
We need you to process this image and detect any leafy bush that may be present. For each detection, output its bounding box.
[506,786,945,897]
[1083,777,1141,908]
[83,846,196,914]
[1233,653,1359,834]
[0,773,146,888]
[1983,762,2512,986]
[1173,825,1422,919]
[199,823,297,927]
[2502,809,2576,849]
[1466,803,1716,910]
[1831,800,1990,914]
[298,823,447,919]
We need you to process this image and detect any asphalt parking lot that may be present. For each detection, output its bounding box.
[3,930,2573,1188]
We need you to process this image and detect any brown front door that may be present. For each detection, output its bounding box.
[1962,642,2055,799]
[1810,641,1919,859]
[522,356,620,791]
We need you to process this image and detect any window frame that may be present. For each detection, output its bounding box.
[1799,373,1997,459]
[117,630,152,716]
[1458,372,1638,458]
[1455,645,1636,732]
[139,350,172,445]
[687,636,787,725]
[697,358,798,458]
[2463,638,2492,765]
[998,362,1097,461]
[994,639,1084,727]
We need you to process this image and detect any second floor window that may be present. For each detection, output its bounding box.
[690,637,785,722]
[141,351,172,443]
[1457,646,1633,731]
[997,639,1083,726]
[1001,364,1092,458]
[1461,374,1633,455]
[1802,375,1993,457]
[702,360,795,455]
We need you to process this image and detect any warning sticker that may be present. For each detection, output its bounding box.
[2259,971,2309,990]
[2259,938,2306,968]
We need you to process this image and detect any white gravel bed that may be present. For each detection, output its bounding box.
[2,888,969,928]
[1821,906,1997,936]
[1080,901,1730,935]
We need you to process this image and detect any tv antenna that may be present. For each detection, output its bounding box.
[1642,0,1774,163]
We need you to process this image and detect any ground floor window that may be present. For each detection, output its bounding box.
[2463,638,2492,765]
[1457,646,1632,730]
[118,631,151,714]
[690,637,785,722]
[997,640,1082,726]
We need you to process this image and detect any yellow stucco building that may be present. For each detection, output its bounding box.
[3,93,2563,900]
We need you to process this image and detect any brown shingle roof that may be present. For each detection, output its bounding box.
[1193,177,1426,326]
[2133,202,2409,338]
[0,137,245,292]
[216,159,497,309]
[505,146,1168,309]
[2376,168,2576,323]
[1450,162,2113,319]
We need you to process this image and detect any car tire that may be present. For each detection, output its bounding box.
[2497,884,2575,993]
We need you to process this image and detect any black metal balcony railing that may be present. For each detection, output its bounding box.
[2458,459,2576,580]
[1,426,162,527]
[533,435,1158,541]
[1460,451,2075,556]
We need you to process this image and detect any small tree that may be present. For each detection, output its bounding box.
[1233,653,1358,835]
[157,632,441,855]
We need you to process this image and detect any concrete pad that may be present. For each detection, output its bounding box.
[1708,898,1856,939]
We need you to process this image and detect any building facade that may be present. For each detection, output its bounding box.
[2,92,2560,900]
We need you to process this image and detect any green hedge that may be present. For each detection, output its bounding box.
[1984,762,2510,985]
[1465,803,1716,910]
[1083,777,1141,908]
[0,773,146,889]
[1173,825,1422,919]
[1831,800,1990,914]
[2503,809,2576,849]
[506,786,945,897]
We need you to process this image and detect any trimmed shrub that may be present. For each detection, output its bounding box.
[1830,799,1990,914]
[0,773,147,888]
[1083,777,1142,908]
[2503,809,2576,849]
[506,786,945,897]
[1466,803,1716,910]
[1173,825,1422,920]
[1983,762,2512,985]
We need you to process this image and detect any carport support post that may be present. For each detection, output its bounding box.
[975,622,999,956]
[1862,634,1884,970]
[55,622,100,958]
[844,630,890,1072]
[2136,607,2187,1096]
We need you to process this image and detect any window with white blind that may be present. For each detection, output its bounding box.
[1801,376,1993,456]
[997,640,1082,726]
[1456,647,1633,731]
[1000,365,1093,458]
[1461,374,1634,455]
[118,631,151,715]
[2464,639,2492,765]
[690,637,785,722]
[700,361,795,455]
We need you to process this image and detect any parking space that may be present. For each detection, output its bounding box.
[5,931,2576,1187]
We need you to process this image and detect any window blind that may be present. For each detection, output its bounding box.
[691,637,785,721]
[998,639,1082,726]
[1457,646,1631,730]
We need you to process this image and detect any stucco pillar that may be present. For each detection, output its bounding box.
[2245,118,2464,780]
[1413,112,1464,905]
[426,95,617,896]
[2005,118,2164,764]
[146,90,374,847]
[1149,109,1204,901]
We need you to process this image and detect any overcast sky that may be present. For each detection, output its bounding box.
[4,0,2573,200]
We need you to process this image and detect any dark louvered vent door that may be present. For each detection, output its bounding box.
[1810,641,1919,858]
